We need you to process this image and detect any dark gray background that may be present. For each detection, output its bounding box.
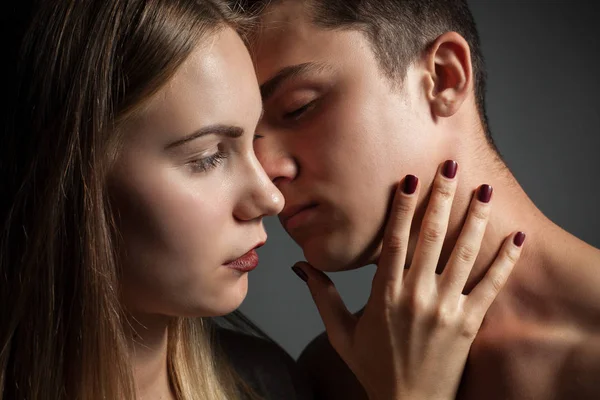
[239,0,600,358]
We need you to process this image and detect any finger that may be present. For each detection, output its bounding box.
[291,262,356,355]
[466,232,525,317]
[371,175,420,299]
[440,184,493,303]
[406,160,459,286]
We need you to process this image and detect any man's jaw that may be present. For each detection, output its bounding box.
[299,231,385,273]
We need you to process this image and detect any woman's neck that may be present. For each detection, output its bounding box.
[127,312,175,400]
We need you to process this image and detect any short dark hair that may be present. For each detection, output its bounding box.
[233,0,495,148]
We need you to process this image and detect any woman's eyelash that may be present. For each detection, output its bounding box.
[189,151,228,173]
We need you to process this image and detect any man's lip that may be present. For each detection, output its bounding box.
[280,202,319,225]
[281,203,319,230]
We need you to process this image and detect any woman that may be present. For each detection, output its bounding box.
[0,0,523,399]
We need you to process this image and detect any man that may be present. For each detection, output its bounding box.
[234,0,600,398]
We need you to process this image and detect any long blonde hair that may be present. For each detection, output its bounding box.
[1,0,253,398]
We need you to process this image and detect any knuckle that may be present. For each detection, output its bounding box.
[504,247,520,265]
[433,182,455,202]
[469,204,489,223]
[394,196,415,216]
[434,305,457,328]
[401,291,428,318]
[487,271,505,294]
[461,315,482,338]
[385,233,407,253]
[455,243,478,264]
[421,221,445,244]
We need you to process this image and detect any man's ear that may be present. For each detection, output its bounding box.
[423,32,473,118]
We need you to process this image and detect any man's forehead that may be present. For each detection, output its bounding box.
[252,0,314,50]
[250,1,334,84]
[259,0,312,25]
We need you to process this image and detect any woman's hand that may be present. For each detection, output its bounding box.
[292,161,526,400]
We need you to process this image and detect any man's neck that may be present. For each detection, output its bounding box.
[444,141,600,329]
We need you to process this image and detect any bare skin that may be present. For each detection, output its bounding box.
[109,17,525,400]
[298,226,600,399]
[111,28,283,399]
[249,1,600,398]
[293,163,525,400]
[110,22,521,400]
[127,315,173,400]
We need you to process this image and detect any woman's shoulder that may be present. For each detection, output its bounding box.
[215,327,314,400]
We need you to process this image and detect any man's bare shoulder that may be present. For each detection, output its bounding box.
[297,329,367,400]
[459,325,600,399]
[554,333,600,398]
[458,244,600,399]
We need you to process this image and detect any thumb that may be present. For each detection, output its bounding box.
[292,262,356,355]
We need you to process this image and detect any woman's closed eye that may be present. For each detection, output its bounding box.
[188,150,228,173]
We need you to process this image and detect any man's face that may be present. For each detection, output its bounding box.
[252,1,447,272]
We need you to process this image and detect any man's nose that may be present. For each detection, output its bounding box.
[254,136,297,189]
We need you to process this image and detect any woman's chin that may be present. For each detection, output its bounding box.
[191,277,249,318]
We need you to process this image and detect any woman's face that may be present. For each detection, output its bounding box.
[110,28,283,318]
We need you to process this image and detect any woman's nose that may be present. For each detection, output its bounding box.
[233,154,285,221]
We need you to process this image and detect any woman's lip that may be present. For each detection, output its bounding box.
[224,249,259,273]
[283,204,319,231]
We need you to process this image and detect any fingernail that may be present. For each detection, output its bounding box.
[292,265,308,282]
[402,175,418,195]
[443,160,458,179]
[478,184,493,203]
[514,232,526,247]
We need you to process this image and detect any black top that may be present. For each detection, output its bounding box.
[216,328,315,400]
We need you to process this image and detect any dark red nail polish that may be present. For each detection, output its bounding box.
[514,232,526,247]
[292,265,308,282]
[403,175,418,195]
[443,160,458,179]
[478,185,493,203]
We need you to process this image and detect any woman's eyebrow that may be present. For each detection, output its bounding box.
[165,125,244,150]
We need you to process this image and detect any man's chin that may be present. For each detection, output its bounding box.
[302,243,375,273]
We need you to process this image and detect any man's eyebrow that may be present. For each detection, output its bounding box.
[260,62,330,102]
[165,125,243,150]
